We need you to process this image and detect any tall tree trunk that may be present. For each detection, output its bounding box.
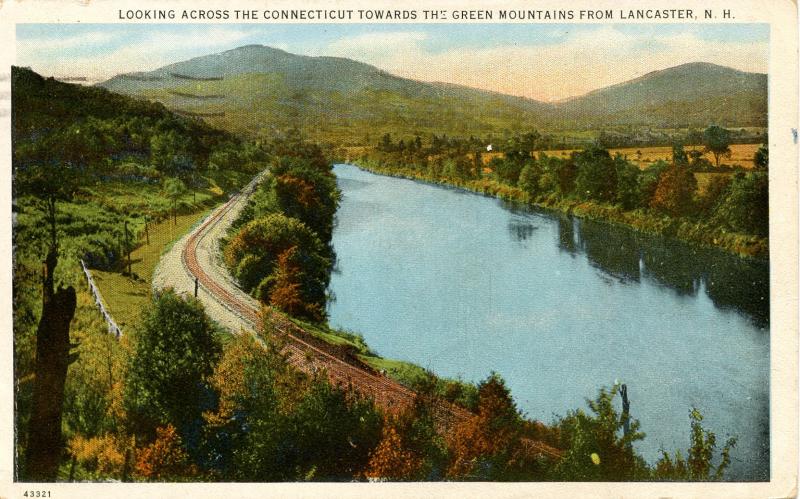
[24,247,76,481]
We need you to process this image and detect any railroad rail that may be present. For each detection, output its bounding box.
[179,172,563,461]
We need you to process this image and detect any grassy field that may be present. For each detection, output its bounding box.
[91,210,211,331]
[341,143,761,170]
[529,143,761,169]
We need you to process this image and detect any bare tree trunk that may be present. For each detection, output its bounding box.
[24,247,77,481]
[620,384,631,447]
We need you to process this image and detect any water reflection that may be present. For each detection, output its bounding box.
[549,215,770,329]
[557,215,578,255]
[508,216,538,242]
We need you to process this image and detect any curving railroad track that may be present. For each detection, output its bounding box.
[167,169,562,461]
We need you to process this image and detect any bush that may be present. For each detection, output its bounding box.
[713,171,768,236]
[124,290,221,442]
[553,384,648,481]
[650,165,698,217]
[224,213,330,319]
[574,146,617,202]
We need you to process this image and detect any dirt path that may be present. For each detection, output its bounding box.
[152,171,265,334]
[153,169,563,460]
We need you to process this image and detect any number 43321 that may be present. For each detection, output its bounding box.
[24,491,51,498]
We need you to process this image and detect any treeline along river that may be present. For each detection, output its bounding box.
[327,163,769,480]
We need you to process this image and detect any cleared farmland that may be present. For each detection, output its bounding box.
[530,143,761,169]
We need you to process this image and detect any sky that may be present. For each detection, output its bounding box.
[16,23,769,101]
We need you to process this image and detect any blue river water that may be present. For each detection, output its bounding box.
[327,163,770,480]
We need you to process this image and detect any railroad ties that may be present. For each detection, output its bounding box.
[181,175,563,461]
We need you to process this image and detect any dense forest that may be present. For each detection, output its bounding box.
[356,128,768,258]
[13,66,739,482]
[12,66,265,480]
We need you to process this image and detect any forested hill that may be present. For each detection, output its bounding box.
[13,66,233,165]
[98,45,767,141]
[553,62,767,129]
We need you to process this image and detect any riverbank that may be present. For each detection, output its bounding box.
[350,159,768,260]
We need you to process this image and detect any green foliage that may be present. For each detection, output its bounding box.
[672,142,689,166]
[289,380,384,479]
[713,171,769,236]
[212,334,383,481]
[224,134,338,321]
[703,125,733,167]
[553,384,648,481]
[637,160,669,208]
[124,290,222,440]
[574,146,618,202]
[163,178,187,223]
[269,157,340,241]
[654,408,737,480]
[518,163,543,199]
[150,130,194,177]
[224,213,330,318]
[696,175,733,215]
[614,155,642,210]
[754,144,768,169]
[490,157,524,185]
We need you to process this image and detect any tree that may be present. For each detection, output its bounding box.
[703,126,732,168]
[650,165,698,217]
[672,142,689,167]
[754,144,768,169]
[713,171,769,236]
[135,425,196,481]
[363,421,422,481]
[150,130,194,177]
[124,290,221,443]
[14,127,85,480]
[289,380,383,480]
[445,373,544,480]
[224,213,330,317]
[518,163,542,200]
[654,408,736,480]
[267,246,324,321]
[574,146,617,202]
[489,157,524,185]
[554,384,647,481]
[614,155,641,210]
[163,177,186,225]
[269,157,340,241]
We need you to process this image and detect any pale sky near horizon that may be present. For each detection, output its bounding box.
[16,23,768,102]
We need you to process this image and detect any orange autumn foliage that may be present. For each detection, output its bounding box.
[268,246,306,317]
[362,420,422,481]
[276,174,319,209]
[68,433,132,477]
[445,375,520,478]
[268,246,323,321]
[134,425,195,481]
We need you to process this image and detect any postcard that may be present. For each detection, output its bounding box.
[0,0,797,497]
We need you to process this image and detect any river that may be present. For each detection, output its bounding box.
[327,163,770,480]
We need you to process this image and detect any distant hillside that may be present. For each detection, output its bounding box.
[99,45,767,142]
[13,66,231,148]
[554,62,768,129]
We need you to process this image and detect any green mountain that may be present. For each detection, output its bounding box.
[99,45,767,142]
[554,62,767,129]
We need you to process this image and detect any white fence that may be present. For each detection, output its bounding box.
[79,259,122,338]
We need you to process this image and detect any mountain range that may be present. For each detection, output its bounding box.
[99,44,767,143]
